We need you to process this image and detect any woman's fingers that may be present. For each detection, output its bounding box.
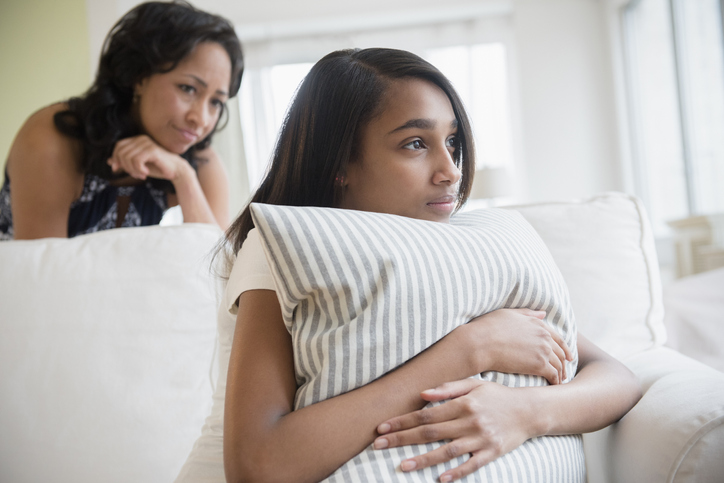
[110,138,147,178]
[109,135,173,180]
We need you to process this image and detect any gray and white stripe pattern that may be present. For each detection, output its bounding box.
[250,204,585,482]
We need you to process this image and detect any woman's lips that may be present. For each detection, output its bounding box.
[176,127,199,143]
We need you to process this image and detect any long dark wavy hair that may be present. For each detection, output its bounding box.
[53,1,243,191]
[223,47,475,263]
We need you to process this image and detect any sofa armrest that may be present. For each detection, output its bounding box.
[584,347,724,483]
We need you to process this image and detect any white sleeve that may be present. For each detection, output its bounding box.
[223,228,275,316]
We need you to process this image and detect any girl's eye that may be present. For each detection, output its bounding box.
[179,84,196,94]
[446,136,458,149]
[403,139,425,150]
[211,98,225,110]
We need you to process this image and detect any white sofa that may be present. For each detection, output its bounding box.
[1,192,722,482]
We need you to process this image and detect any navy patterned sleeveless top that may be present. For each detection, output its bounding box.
[0,168,168,240]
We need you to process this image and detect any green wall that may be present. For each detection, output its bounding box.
[0,0,91,183]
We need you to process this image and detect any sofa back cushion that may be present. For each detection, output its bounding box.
[0,224,222,483]
[509,192,666,358]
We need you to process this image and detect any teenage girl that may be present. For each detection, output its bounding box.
[221,48,641,482]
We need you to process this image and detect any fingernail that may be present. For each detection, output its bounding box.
[378,423,390,434]
[440,474,453,482]
[401,460,417,471]
[373,438,388,449]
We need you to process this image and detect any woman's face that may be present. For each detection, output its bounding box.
[340,78,462,223]
[134,42,232,154]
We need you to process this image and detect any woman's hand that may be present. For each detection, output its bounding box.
[465,308,574,385]
[108,135,188,182]
[107,135,229,228]
[374,378,537,482]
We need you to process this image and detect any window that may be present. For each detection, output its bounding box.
[622,0,724,234]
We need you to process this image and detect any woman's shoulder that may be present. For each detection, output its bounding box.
[8,103,82,174]
[13,103,78,153]
[7,102,84,200]
[21,103,69,135]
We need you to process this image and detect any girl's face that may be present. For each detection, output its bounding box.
[134,42,231,154]
[340,78,462,223]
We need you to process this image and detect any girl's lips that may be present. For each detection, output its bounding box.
[427,195,456,213]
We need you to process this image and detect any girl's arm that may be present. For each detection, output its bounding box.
[8,105,84,239]
[223,291,570,483]
[375,334,643,482]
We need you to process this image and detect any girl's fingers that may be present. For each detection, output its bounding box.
[377,398,463,436]
[545,324,573,362]
[375,419,471,450]
[438,449,499,482]
[420,378,483,402]
[542,359,560,386]
[397,436,483,474]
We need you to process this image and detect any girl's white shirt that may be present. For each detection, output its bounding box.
[224,228,276,316]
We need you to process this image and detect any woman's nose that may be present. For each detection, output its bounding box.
[188,100,212,129]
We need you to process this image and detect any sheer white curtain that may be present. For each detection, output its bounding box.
[621,0,724,234]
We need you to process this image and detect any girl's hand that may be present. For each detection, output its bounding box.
[108,135,189,182]
[466,308,574,385]
[374,378,536,482]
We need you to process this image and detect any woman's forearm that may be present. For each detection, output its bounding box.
[171,163,218,225]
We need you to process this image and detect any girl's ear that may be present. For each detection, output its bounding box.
[335,174,347,187]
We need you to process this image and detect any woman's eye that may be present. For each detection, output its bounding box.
[446,136,458,149]
[179,84,196,94]
[211,98,225,110]
[403,139,425,150]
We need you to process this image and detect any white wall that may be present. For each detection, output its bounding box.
[512,0,622,202]
[85,0,624,204]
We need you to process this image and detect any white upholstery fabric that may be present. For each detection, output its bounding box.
[663,267,724,373]
[509,192,667,359]
[0,224,223,483]
[612,347,724,483]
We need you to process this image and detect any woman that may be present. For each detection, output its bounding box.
[0,1,243,240]
[222,48,641,482]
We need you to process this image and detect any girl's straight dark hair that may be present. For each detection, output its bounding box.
[53,0,243,192]
[223,48,475,265]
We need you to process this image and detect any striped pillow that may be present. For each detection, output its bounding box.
[250,203,585,483]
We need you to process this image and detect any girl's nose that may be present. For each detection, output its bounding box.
[432,146,462,185]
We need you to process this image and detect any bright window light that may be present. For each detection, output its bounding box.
[240,43,515,190]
